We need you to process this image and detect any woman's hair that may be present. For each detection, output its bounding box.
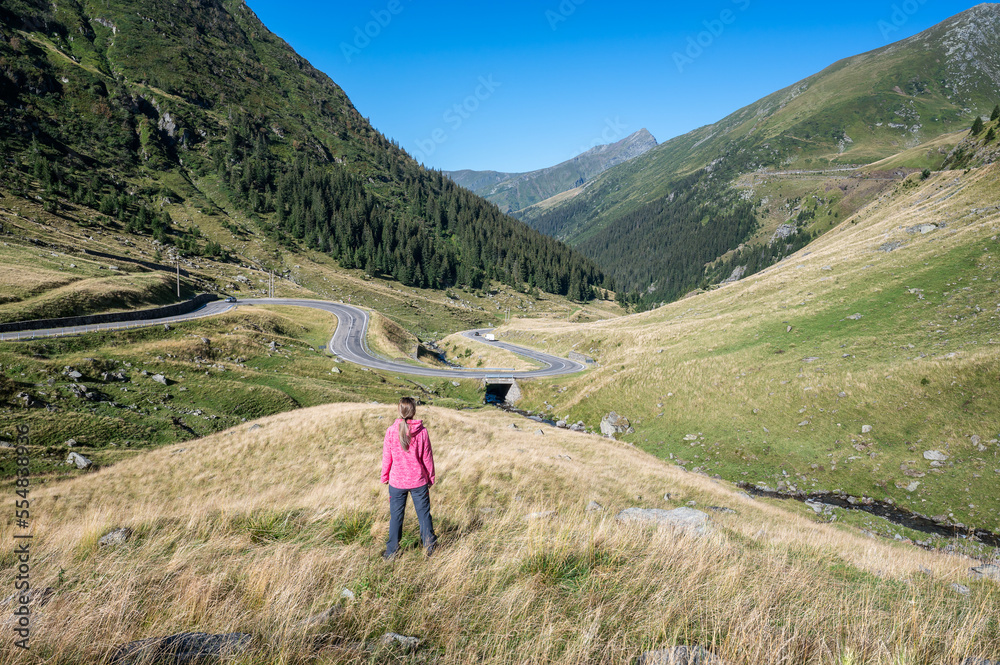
[398,397,416,452]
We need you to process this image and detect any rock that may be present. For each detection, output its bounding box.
[798,420,810,427]
[847,313,863,320]
[878,241,904,253]
[636,645,724,664]
[380,633,419,652]
[99,527,133,547]
[601,412,633,438]
[569,423,585,432]
[862,425,873,434]
[586,501,604,512]
[340,588,356,601]
[707,506,736,515]
[683,434,699,441]
[525,511,557,521]
[905,481,921,492]
[616,507,711,536]
[268,341,277,352]
[923,450,948,461]
[330,367,341,374]
[110,632,253,664]
[249,424,262,432]
[970,564,1000,580]
[962,658,999,665]
[507,424,519,430]
[65,438,77,447]
[163,323,171,331]
[771,223,798,244]
[66,452,92,469]
[200,337,210,345]
[151,374,168,385]
[67,370,83,379]
[556,420,568,428]
[451,381,460,387]
[951,583,970,596]
[535,429,545,436]
[907,223,938,234]
[724,265,747,283]
[971,435,981,446]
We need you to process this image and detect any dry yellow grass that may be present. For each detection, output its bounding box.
[1,403,996,664]
[366,310,420,361]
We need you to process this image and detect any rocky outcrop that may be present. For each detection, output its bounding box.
[601,412,634,438]
[616,507,711,536]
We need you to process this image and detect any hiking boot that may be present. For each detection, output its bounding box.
[425,542,437,558]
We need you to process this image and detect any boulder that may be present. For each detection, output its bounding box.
[65,439,77,447]
[601,412,634,438]
[66,452,92,469]
[99,527,133,548]
[585,501,604,512]
[151,374,168,385]
[636,645,724,664]
[67,370,83,380]
[862,425,873,434]
[847,313,863,321]
[923,450,948,461]
[951,583,970,596]
[110,632,252,665]
[616,507,711,536]
[970,564,1000,580]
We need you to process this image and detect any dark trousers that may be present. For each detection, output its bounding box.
[386,484,437,556]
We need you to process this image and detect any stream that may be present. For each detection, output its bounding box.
[738,483,1000,548]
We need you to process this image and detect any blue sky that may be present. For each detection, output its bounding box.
[246,0,982,173]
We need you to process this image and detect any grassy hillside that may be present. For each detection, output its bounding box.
[519,5,1000,304]
[1,403,996,664]
[496,163,1000,532]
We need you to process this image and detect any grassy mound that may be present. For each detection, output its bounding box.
[1,404,996,663]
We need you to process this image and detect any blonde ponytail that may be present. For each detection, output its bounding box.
[398,397,416,452]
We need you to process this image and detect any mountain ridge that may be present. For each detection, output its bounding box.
[518,3,1000,305]
[445,128,657,213]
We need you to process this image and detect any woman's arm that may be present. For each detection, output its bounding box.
[421,431,435,486]
[381,428,392,484]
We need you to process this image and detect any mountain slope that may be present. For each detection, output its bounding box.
[500,161,1000,533]
[520,4,1000,303]
[0,0,605,300]
[446,129,657,213]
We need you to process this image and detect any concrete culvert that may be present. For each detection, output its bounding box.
[483,379,521,405]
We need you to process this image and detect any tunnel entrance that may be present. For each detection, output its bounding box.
[483,378,521,405]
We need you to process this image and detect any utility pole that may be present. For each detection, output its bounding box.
[176,254,180,298]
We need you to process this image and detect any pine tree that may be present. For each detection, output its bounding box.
[992,105,1000,122]
[971,116,985,135]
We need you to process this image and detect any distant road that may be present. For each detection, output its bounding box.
[0,297,586,379]
[239,299,586,379]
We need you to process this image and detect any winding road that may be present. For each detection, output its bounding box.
[1,297,587,380]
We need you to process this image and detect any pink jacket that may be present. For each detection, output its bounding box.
[381,419,435,489]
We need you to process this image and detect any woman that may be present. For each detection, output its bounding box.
[381,397,438,559]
